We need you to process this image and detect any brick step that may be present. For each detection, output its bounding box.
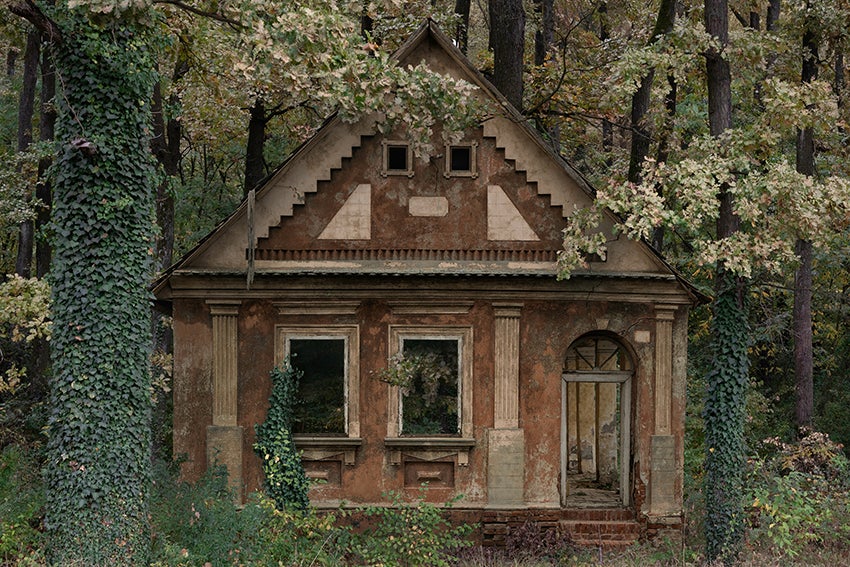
[560,520,641,536]
[571,538,638,551]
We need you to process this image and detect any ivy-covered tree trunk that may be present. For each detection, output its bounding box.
[44,11,157,565]
[703,0,749,561]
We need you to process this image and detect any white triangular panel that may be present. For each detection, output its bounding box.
[319,184,371,240]
[487,185,539,241]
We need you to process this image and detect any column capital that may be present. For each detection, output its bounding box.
[654,304,679,320]
[493,302,523,318]
[207,299,241,317]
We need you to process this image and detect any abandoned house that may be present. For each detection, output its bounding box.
[153,21,702,546]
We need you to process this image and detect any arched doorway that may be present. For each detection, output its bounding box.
[561,334,633,507]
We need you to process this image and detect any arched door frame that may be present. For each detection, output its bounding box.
[560,335,634,507]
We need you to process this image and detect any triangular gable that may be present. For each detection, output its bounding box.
[157,20,699,301]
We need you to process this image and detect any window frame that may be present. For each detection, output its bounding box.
[443,142,478,178]
[275,325,360,439]
[381,140,414,178]
[386,326,473,440]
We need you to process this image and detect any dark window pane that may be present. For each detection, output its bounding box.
[401,338,459,435]
[450,146,471,172]
[290,338,346,435]
[387,145,408,171]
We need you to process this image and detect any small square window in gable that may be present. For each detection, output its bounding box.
[381,140,413,177]
[444,142,478,178]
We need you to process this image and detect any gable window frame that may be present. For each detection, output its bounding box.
[384,325,475,463]
[275,325,362,464]
[444,142,478,178]
[381,140,414,178]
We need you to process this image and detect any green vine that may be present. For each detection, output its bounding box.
[703,277,750,563]
[43,8,160,565]
[254,360,310,511]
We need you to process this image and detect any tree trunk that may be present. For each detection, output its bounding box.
[454,0,471,55]
[360,5,373,40]
[6,47,17,77]
[489,0,525,110]
[703,0,749,562]
[627,0,676,252]
[766,0,780,31]
[651,73,677,252]
[533,0,553,66]
[627,0,676,185]
[793,15,818,431]
[28,37,56,404]
[151,53,186,274]
[835,50,844,113]
[14,29,39,278]
[36,44,55,279]
[244,98,267,196]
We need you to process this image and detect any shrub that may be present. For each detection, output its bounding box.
[746,430,850,557]
[348,490,474,567]
[149,460,264,566]
[252,496,350,566]
[0,444,44,563]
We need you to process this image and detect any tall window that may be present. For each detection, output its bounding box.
[277,326,360,438]
[399,338,460,435]
[288,338,346,435]
[387,326,473,439]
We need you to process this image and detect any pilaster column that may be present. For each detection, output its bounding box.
[654,305,677,435]
[650,304,678,516]
[493,303,522,429]
[209,301,240,426]
[206,300,243,503]
[488,303,524,508]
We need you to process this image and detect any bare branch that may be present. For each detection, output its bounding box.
[153,0,245,29]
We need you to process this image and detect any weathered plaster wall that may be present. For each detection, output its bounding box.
[171,289,685,518]
[172,299,213,483]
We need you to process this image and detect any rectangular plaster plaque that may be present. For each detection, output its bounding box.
[408,196,449,217]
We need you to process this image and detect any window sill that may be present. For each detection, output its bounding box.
[384,437,475,466]
[293,436,362,466]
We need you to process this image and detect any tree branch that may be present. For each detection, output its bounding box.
[8,0,62,44]
[153,0,245,29]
